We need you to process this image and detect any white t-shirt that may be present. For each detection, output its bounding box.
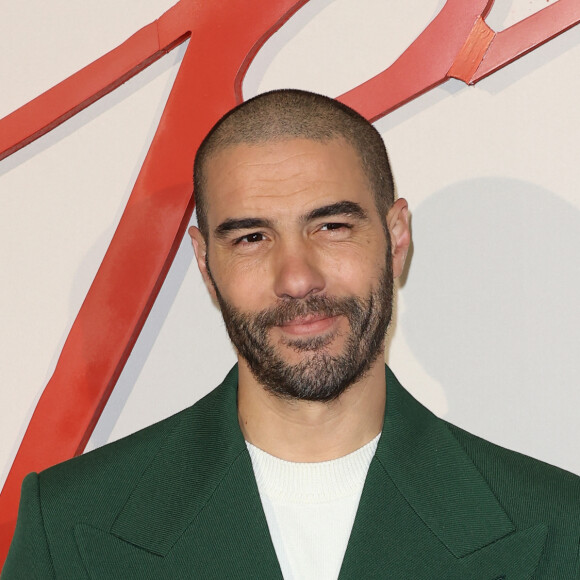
[246,435,380,580]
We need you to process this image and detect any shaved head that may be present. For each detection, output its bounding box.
[194,89,395,239]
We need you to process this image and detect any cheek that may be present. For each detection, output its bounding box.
[324,255,381,296]
[212,263,273,313]
[324,239,386,278]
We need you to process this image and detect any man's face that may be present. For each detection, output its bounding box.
[194,138,394,401]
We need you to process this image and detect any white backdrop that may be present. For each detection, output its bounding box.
[1,0,579,495]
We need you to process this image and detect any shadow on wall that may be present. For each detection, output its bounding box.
[401,177,580,475]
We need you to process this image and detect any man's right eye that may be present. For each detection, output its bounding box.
[234,232,265,244]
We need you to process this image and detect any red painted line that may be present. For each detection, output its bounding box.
[473,0,580,82]
[448,17,495,84]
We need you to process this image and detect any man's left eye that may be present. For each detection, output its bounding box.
[320,222,349,231]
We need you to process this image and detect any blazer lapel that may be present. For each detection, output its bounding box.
[75,367,283,579]
[339,366,547,579]
[74,364,548,578]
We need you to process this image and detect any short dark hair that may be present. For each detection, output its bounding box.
[194,89,394,239]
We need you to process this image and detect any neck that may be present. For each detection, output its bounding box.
[237,357,386,462]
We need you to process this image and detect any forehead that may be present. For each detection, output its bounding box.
[203,138,374,225]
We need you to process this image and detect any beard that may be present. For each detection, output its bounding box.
[208,254,393,402]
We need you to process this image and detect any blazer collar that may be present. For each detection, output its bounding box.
[77,366,283,578]
[339,366,546,579]
[378,365,515,557]
[109,366,249,554]
[76,365,546,579]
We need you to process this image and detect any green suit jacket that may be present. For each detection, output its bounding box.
[3,366,580,579]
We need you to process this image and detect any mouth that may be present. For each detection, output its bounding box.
[277,314,339,336]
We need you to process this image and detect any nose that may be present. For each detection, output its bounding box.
[272,239,325,300]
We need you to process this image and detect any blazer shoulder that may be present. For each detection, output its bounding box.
[39,371,235,495]
[42,406,181,487]
[6,372,241,578]
[34,407,185,535]
[38,384,224,528]
[445,421,580,517]
[445,422,580,577]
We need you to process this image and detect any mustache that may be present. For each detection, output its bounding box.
[251,295,363,328]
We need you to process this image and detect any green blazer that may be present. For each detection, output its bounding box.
[3,366,579,579]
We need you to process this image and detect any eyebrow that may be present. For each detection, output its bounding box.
[213,201,368,239]
[214,217,274,239]
[302,201,368,223]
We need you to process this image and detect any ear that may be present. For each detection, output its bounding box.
[386,198,411,279]
[188,225,218,302]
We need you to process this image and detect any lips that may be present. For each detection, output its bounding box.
[281,313,329,325]
[278,314,337,336]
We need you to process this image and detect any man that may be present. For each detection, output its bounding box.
[3,90,579,579]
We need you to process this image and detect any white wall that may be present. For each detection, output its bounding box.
[1,0,579,491]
